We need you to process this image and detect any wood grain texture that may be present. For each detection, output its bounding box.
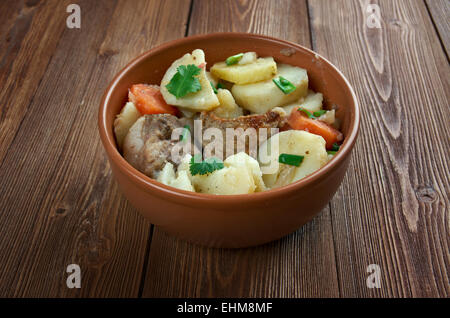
[308,0,449,297]
[425,0,450,57]
[0,0,191,297]
[0,0,67,166]
[0,0,448,298]
[142,0,341,298]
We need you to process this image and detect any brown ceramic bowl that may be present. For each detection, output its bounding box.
[98,33,359,248]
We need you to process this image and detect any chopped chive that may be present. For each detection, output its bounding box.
[180,125,191,142]
[279,153,304,167]
[190,155,224,175]
[216,82,225,89]
[298,107,315,118]
[313,110,327,117]
[225,53,244,66]
[273,76,296,94]
[327,151,337,155]
[331,142,340,151]
[210,81,218,94]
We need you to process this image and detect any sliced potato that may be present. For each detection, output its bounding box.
[238,52,257,65]
[206,71,218,88]
[298,90,323,113]
[193,165,256,195]
[224,152,266,191]
[231,64,309,114]
[210,57,277,85]
[317,109,335,125]
[178,108,196,118]
[160,49,219,111]
[280,96,306,115]
[114,102,141,149]
[212,89,244,119]
[157,161,176,185]
[258,130,328,188]
[183,152,265,195]
[170,170,195,192]
[280,90,323,115]
[157,162,195,192]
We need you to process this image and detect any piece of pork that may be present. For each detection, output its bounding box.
[123,114,192,178]
[199,107,287,158]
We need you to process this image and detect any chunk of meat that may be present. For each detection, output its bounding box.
[199,108,287,158]
[201,107,286,132]
[123,114,192,178]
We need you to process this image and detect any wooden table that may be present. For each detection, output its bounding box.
[0,0,448,298]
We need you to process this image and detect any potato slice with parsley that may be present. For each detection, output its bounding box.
[180,153,265,195]
[210,56,277,85]
[114,102,141,149]
[232,64,308,114]
[258,130,328,188]
[160,49,219,111]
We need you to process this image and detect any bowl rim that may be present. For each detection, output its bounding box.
[98,32,360,203]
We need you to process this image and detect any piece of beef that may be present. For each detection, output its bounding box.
[123,114,192,178]
[199,108,287,158]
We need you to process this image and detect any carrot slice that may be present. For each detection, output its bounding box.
[287,109,343,149]
[129,84,178,115]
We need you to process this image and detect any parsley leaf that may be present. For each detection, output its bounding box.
[165,64,202,98]
[189,155,225,176]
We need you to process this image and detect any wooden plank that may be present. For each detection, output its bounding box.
[0,0,191,297]
[0,0,67,165]
[425,0,450,57]
[142,0,341,298]
[308,0,449,297]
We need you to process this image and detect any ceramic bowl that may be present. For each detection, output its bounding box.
[98,33,359,248]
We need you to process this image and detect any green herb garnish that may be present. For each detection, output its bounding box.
[165,64,202,98]
[313,110,327,117]
[189,155,225,176]
[180,125,191,142]
[216,82,225,89]
[279,153,304,167]
[225,53,244,66]
[327,143,340,155]
[210,81,218,94]
[298,107,329,119]
[331,142,340,151]
[298,107,315,118]
[273,76,296,94]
